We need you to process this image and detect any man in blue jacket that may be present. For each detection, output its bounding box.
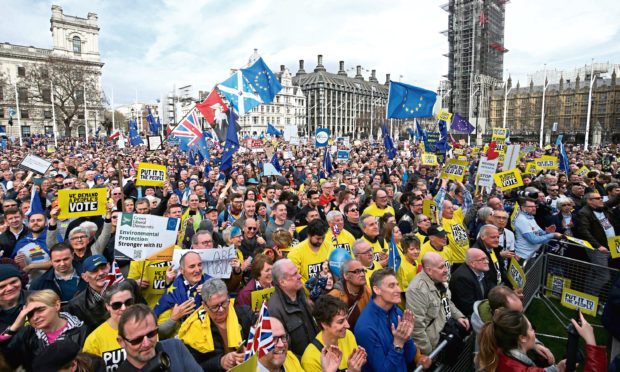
[30,242,87,302]
[354,267,431,372]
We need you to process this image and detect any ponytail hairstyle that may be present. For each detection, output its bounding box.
[475,309,529,372]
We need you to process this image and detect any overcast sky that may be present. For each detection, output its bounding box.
[2,0,619,105]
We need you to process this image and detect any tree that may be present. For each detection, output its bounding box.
[23,58,102,136]
[102,110,127,135]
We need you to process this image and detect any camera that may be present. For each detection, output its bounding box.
[142,350,171,372]
[514,191,538,199]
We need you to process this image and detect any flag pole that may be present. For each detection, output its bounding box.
[539,64,547,148]
[13,81,23,147]
[111,87,115,132]
[50,80,58,147]
[84,82,89,142]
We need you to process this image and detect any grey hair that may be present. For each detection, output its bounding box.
[479,224,499,238]
[271,258,293,286]
[351,239,369,255]
[79,221,98,235]
[325,210,343,223]
[103,281,134,304]
[556,196,572,207]
[200,278,228,303]
[221,226,233,244]
[477,207,494,224]
[524,186,540,194]
[341,259,357,279]
[357,214,374,229]
[192,230,212,246]
[68,227,90,241]
[179,250,200,269]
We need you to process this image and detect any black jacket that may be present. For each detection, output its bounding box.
[266,285,318,358]
[449,263,494,318]
[344,218,363,239]
[575,193,620,250]
[0,226,28,258]
[471,237,508,289]
[29,265,88,303]
[4,312,87,371]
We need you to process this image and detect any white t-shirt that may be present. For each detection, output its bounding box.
[593,211,615,238]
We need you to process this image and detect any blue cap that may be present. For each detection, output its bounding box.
[247,178,259,185]
[83,255,108,272]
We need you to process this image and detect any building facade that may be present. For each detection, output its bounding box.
[0,5,104,138]
[487,66,620,144]
[292,55,389,139]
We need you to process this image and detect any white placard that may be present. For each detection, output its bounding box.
[172,247,236,279]
[502,145,521,172]
[476,157,499,188]
[114,213,180,260]
[19,154,52,175]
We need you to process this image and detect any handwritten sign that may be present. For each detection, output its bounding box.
[507,258,526,290]
[58,188,108,219]
[535,156,558,170]
[493,169,524,191]
[561,287,599,317]
[440,159,468,182]
[546,274,571,299]
[476,158,499,188]
[172,247,236,279]
[19,154,52,175]
[250,287,275,311]
[421,153,438,166]
[608,236,620,259]
[136,163,167,187]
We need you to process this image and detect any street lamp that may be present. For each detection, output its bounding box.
[539,64,550,148]
[468,86,480,145]
[503,82,514,129]
[584,60,596,151]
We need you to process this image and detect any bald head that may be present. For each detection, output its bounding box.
[465,248,486,262]
[421,251,443,268]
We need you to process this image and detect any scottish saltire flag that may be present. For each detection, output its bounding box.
[387,81,437,119]
[241,57,283,104]
[220,104,239,172]
[558,141,569,173]
[270,153,282,172]
[388,231,401,271]
[382,121,396,159]
[245,303,276,360]
[129,120,144,146]
[26,186,44,217]
[267,123,282,136]
[171,110,203,151]
[103,259,124,293]
[451,113,475,134]
[320,148,333,179]
[218,71,261,116]
[416,119,426,141]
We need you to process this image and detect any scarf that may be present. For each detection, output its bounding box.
[343,282,363,326]
[178,299,243,353]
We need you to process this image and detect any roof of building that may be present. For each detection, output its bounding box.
[292,70,389,96]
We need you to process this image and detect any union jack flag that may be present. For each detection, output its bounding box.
[102,259,125,293]
[171,110,203,149]
[245,303,275,360]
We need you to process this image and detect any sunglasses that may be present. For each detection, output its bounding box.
[110,298,134,310]
[246,227,257,231]
[122,328,158,345]
[348,208,358,212]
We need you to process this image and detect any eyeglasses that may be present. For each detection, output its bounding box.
[473,257,489,263]
[418,218,430,222]
[272,334,290,345]
[112,192,121,195]
[588,197,602,200]
[348,208,358,213]
[246,226,257,231]
[70,235,88,241]
[357,249,373,256]
[110,298,134,310]
[123,328,158,345]
[206,299,229,312]
[347,268,367,275]
[494,216,508,220]
[549,189,559,192]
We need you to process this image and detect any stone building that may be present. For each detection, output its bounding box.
[0,5,104,138]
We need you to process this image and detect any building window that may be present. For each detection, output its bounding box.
[0,109,3,118]
[599,93,606,101]
[564,106,571,115]
[18,87,27,103]
[78,111,84,119]
[564,118,571,128]
[45,126,54,135]
[44,110,52,119]
[73,36,81,53]
[21,109,29,118]
[75,90,84,104]
[598,104,606,113]
[21,126,30,137]
[42,88,51,103]
[17,67,25,77]
[0,87,3,100]
[565,96,572,103]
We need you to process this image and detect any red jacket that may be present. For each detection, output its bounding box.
[497,345,607,372]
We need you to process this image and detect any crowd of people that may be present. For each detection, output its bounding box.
[0,134,618,371]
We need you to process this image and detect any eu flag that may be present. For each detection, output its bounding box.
[558,141,569,173]
[416,119,426,141]
[388,231,401,271]
[320,148,333,179]
[270,153,282,172]
[241,57,283,105]
[451,113,475,134]
[267,123,282,136]
[129,120,144,146]
[147,107,157,135]
[387,81,437,119]
[382,121,396,159]
[220,105,239,172]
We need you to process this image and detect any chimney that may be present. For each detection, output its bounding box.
[355,65,364,80]
[337,61,347,76]
[296,60,306,76]
[385,73,391,85]
[369,69,378,83]
[314,54,326,72]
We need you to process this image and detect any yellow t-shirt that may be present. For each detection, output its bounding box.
[362,203,395,219]
[419,240,453,272]
[128,260,171,308]
[361,235,389,263]
[364,261,383,286]
[396,258,419,293]
[287,238,332,294]
[441,208,469,263]
[325,228,356,254]
[256,351,303,371]
[301,330,358,372]
[83,321,127,370]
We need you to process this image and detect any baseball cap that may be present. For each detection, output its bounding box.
[32,340,80,372]
[83,255,108,272]
[427,224,449,238]
[246,178,259,185]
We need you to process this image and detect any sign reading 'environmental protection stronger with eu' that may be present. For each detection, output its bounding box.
[58,189,108,219]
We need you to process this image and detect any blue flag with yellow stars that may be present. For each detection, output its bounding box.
[153,273,210,318]
[220,105,239,172]
[382,121,396,159]
[451,113,475,134]
[270,153,282,172]
[241,57,283,104]
[387,81,437,119]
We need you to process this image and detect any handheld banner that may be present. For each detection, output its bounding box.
[493,169,524,191]
[114,213,180,260]
[172,247,236,279]
[426,132,440,153]
[440,159,469,182]
[507,258,526,290]
[535,156,558,170]
[421,153,438,166]
[492,128,508,151]
[58,188,108,219]
[608,236,620,259]
[576,166,590,177]
[524,162,538,175]
[423,199,438,221]
[502,145,521,171]
[546,274,571,299]
[453,148,464,156]
[337,150,349,160]
[565,236,594,250]
[315,128,329,147]
[136,163,167,187]
[250,287,275,311]
[560,287,599,317]
[510,202,520,230]
[438,111,452,122]
[19,154,52,175]
[476,158,499,188]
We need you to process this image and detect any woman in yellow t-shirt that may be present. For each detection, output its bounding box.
[301,296,368,372]
[83,281,134,370]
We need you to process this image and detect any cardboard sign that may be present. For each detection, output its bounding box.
[535,156,558,170]
[510,202,520,230]
[494,169,524,191]
[576,166,590,177]
[524,162,538,175]
[337,150,349,160]
[136,163,167,187]
[507,258,526,290]
[250,287,275,311]
[423,199,438,221]
[608,236,620,259]
[492,128,508,151]
[546,274,571,299]
[114,213,180,260]
[476,158,499,188]
[58,188,108,219]
[172,247,236,279]
[565,236,594,250]
[561,287,598,316]
[19,154,52,175]
[453,148,464,156]
[438,111,452,122]
[421,153,438,166]
[440,159,468,182]
[47,144,56,153]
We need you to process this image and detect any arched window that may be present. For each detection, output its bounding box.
[73,36,81,53]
